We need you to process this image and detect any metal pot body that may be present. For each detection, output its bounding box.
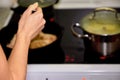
[71,7,120,57]
[88,33,120,56]
[71,23,120,56]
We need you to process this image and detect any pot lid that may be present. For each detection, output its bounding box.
[81,7,120,35]
[18,0,57,8]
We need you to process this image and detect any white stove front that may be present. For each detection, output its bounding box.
[26,64,120,80]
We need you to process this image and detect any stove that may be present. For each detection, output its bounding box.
[0,5,120,64]
[1,3,120,80]
[54,8,120,63]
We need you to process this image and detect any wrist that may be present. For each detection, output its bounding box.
[16,32,31,45]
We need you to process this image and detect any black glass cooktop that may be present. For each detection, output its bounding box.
[1,7,120,64]
[54,8,120,64]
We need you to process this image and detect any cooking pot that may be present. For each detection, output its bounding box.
[17,0,57,8]
[71,7,120,56]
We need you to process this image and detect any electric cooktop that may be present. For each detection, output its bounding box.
[1,6,120,64]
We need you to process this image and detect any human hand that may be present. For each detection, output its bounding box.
[17,2,46,40]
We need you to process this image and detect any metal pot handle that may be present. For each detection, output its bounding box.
[71,23,89,38]
[91,7,119,20]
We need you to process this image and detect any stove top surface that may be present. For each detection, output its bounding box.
[1,7,120,64]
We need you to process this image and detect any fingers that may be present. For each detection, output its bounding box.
[27,2,39,15]
[35,18,46,34]
[20,2,41,21]
[19,2,43,29]
[31,7,43,20]
[25,2,43,16]
[32,19,46,39]
[39,19,46,30]
[36,13,46,32]
[35,6,43,13]
[18,2,46,40]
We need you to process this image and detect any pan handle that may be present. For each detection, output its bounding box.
[71,23,89,38]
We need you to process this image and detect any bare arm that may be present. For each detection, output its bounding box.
[0,2,45,80]
[0,45,12,80]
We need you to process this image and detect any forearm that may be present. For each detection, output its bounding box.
[1,2,45,80]
[0,45,12,80]
[8,33,31,80]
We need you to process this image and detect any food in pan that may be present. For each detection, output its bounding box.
[29,32,57,49]
[7,32,57,49]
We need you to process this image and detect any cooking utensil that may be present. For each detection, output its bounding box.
[71,7,120,56]
[17,0,57,8]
